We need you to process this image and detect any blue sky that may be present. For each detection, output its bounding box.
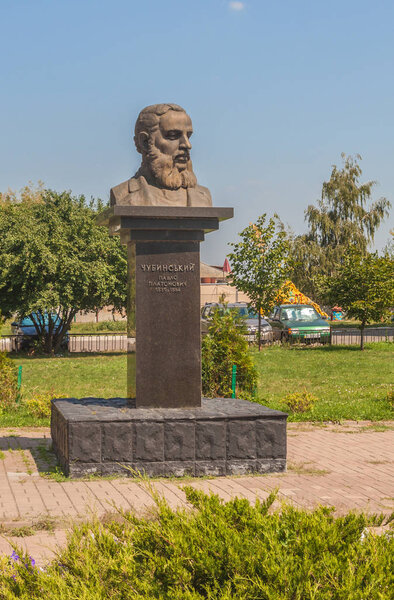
[1,0,393,264]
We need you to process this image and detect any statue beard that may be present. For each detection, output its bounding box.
[143,142,197,190]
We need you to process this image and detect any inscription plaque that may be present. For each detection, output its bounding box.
[136,242,201,408]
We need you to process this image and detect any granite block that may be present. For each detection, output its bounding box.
[164,422,195,460]
[102,423,133,462]
[101,462,134,477]
[163,461,195,477]
[227,421,257,459]
[131,462,165,477]
[68,462,102,477]
[69,423,101,462]
[195,421,226,460]
[256,420,287,459]
[226,460,260,476]
[256,458,286,473]
[134,422,164,461]
[195,461,226,477]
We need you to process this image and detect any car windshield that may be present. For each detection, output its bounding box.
[203,305,258,319]
[21,313,61,326]
[282,306,319,321]
[235,307,249,317]
[228,306,258,318]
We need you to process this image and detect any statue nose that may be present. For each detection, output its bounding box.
[180,134,191,149]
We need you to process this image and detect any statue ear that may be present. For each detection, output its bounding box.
[136,131,149,154]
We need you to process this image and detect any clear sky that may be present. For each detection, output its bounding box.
[1,0,393,264]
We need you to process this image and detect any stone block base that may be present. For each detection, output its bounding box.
[51,397,287,478]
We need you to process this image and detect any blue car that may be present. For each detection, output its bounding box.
[11,313,69,349]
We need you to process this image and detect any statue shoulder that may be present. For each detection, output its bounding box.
[188,184,212,207]
[110,176,142,206]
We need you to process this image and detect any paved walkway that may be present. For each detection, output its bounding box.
[0,422,393,565]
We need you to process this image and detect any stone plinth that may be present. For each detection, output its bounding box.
[51,397,287,478]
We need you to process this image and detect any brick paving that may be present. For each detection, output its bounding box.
[0,421,393,565]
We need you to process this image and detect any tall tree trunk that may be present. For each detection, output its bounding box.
[53,310,75,354]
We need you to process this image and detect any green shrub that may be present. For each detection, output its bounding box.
[0,488,392,599]
[202,308,257,397]
[0,352,18,412]
[283,390,318,413]
[23,391,58,419]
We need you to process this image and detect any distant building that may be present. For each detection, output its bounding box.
[200,260,249,307]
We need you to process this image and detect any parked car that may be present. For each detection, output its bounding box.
[269,304,330,343]
[201,302,273,343]
[11,313,68,349]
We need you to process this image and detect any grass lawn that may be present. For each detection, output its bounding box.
[13,352,127,399]
[1,353,127,427]
[1,342,393,426]
[252,342,393,421]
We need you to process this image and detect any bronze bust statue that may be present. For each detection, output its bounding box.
[110,103,212,207]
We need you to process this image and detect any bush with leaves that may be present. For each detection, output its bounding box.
[0,487,392,599]
[0,352,18,412]
[202,308,257,398]
[24,390,65,419]
[283,390,318,413]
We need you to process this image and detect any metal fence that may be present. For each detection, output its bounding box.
[283,327,394,346]
[0,336,21,352]
[1,327,393,353]
[68,334,128,353]
[330,327,394,346]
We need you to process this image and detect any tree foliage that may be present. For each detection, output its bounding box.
[0,187,127,353]
[290,154,391,303]
[227,214,290,349]
[325,251,394,349]
[202,308,257,398]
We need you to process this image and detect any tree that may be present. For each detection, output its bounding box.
[0,188,127,354]
[227,214,290,350]
[325,251,394,350]
[202,308,257,398]
[290,154,391,303]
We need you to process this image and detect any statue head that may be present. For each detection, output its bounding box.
[134,103,197,190]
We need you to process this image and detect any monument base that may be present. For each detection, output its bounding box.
[51,398,287,478]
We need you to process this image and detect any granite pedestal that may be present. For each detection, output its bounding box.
[51,397,287,478]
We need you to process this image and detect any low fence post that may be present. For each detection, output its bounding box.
[231,365,237,399]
